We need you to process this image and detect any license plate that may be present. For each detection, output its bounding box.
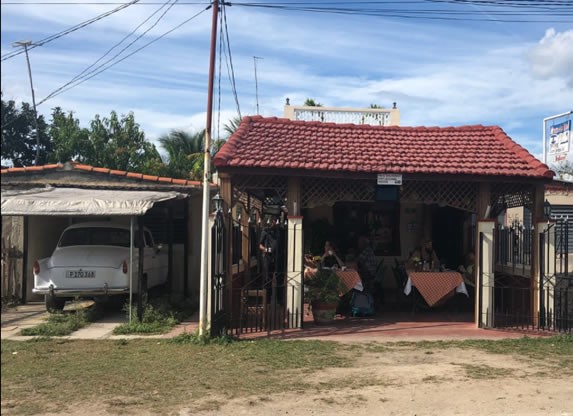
[66,270,96,278]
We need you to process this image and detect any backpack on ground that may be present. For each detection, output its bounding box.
[350,290,375,317]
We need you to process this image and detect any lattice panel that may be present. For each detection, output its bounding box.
[491,183,534,210]
[401,181,478,212]
[302,178,375,208]
[233,175,287,213]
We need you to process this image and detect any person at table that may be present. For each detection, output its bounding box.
[321,240,345,269]
[357,236,377,291]
[407,239,440,271]
[458,251,475,287]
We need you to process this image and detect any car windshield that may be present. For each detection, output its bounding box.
[59,227,131,248]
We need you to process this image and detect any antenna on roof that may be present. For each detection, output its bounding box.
[253,56,263,115]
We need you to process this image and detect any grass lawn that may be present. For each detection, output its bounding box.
[1,335,571,415]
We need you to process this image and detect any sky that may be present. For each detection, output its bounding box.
[1,0,573,166]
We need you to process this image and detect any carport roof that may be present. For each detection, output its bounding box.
[0,161,213,188]
[1,187,185,216]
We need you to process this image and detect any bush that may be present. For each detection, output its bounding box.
[305,269,343,304]
[112,294,199,335]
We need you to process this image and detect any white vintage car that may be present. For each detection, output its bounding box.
[33,222,168,312]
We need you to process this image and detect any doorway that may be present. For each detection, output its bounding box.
[432,206,465,269]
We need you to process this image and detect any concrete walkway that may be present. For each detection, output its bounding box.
[1,304,554,342]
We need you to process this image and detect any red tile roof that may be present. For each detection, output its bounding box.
[0,161,210,188]
[213,116,554,179]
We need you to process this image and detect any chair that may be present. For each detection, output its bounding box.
[241,289,267,330]
[373,259,385,307]
[392,264,408,306]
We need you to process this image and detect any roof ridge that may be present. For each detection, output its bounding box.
[248,116,502,131]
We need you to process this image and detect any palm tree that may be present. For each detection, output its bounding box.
[223,116,242,138]
[158,129,205,180]
[304,98,322,107]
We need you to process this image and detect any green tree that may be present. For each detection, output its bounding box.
[159,129,205,180]
[48,107,90,163]
[304,98,322,107]
[1,94,51,166]
[86,111,162,173]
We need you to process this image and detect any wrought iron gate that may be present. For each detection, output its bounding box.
[210,206,228,337]
[210,198,302,336]
[479,219,572,333]
[539,219,572,332]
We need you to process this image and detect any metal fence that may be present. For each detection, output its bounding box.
[480,220,572,334]
[495,221,533,274]
[210,207,302,337]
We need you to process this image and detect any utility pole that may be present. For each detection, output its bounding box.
[13,40,41,165]
[199,0,219,336]
[253,56,262,115]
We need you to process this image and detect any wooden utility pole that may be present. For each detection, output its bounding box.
[199,0,219,336]
[13,41,41,165]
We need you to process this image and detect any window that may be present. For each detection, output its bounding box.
[59,227,131,248]
[551,205,573,254]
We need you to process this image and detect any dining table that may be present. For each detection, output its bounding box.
[404,271,468,308]
[335,268,364,294]
[304,266,364,295]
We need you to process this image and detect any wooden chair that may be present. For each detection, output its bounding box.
[241,289,267,330]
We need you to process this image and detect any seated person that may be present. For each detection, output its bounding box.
[304,253,318,280]
[357,236,377,291]
[321,240,345,269]
[458,251,475,287]
[407,239,440,270]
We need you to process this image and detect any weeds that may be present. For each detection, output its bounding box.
[169,331,234,345]
[20,305,104,337]
[112,295,197,335]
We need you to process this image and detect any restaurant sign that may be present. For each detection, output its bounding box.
[377,173,402,185]
[548,120,571,157]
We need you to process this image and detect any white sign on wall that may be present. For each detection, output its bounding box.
[377,173,402,185]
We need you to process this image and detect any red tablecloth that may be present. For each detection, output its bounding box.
[406,272,464,307]
[304,268,363,295]
[335,269,363,294]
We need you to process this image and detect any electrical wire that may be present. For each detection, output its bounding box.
[36,5,209,104]
[39,0,179,104]
[1,0,141,61]
[231,2,573,22]
[222,2,241,119]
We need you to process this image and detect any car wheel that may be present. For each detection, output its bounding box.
[45,294,66,313]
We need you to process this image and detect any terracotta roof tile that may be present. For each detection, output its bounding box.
[0,161,210,188]
[213,116,554,179]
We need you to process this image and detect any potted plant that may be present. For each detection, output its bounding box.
[304,268,343,324]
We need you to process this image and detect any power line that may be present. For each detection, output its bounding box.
[36,5,209,104]
[232,2,573,22]
[1,0,141,61]
[222,2,241,119]
[39,0,179,104]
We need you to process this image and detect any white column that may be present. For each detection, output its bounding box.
[476,220,495,328]
[536,221,556,321]
[205,213,216,332]
[286,216,304,328]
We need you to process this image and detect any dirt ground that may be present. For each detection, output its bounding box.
[38,344,571,416]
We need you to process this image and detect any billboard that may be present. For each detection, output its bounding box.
[548,120,571,161]
[544,111,573,164]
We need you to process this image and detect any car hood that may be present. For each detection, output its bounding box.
[47,246,129,268]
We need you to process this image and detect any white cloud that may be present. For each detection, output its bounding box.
[527,28,573,87]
